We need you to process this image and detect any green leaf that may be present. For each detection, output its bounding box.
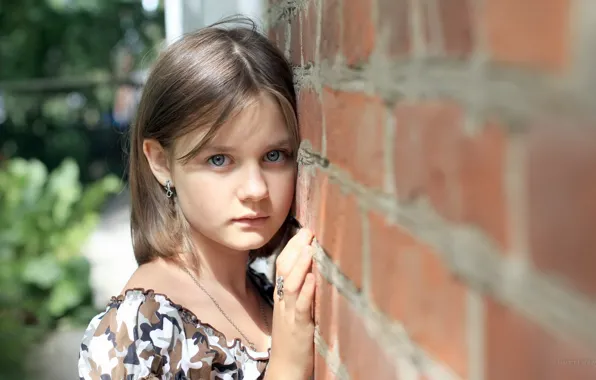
[21,159,48,207]
[47,279,84,317]
[21,255,63,289]
[52,212,99,261]
[77,174,121,213]
[64,256,91,284]
[47,159,83,225]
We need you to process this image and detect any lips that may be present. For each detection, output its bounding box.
[234,214,268,220]
[233,216,269,222]
[232,215,270,227]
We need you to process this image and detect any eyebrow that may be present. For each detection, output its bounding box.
[203,138,293,153]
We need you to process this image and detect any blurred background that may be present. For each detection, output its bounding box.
[0,1,263,379]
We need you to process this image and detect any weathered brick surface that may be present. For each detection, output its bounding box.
[298,88,323,152]
[432,0,474,56]
[485,296,596,380]
[483,0,571,71]
[377,0,410,57]
[289,17,302,64]
[369,212,468,378]
[527,122,596,296]
[267,0,594,378]
[342,0,375,65]
[338,294,399,380]
[321,181,362,288]
[302,0,318,62]
[323,88,385,189]
[320,0,341,60]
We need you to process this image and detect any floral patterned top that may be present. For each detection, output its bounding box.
[78,267,275,380]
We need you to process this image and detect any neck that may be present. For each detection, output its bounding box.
[187,233,251,299]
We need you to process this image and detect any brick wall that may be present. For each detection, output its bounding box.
[267,0,596,379]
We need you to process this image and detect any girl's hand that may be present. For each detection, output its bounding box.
[266,228,315,380]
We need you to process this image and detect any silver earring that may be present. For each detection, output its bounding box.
[164,180,174,198]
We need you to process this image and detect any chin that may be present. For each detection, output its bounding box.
[223,232,272,251]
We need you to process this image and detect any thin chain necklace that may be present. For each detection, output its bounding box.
[181,266,270,352]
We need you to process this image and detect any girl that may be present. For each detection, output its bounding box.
[78,18,316,380]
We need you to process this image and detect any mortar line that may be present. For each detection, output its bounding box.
[314,328,350,380]
[298,59,581,130]
[467,289,485,380]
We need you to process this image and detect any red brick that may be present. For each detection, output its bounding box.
[289,17,302,65]
[368,212,468,378]
[297,89,323,152]
[485,296,596,380]
[393,102,461,218]
[314,264,323,325]
[528,121,596,297]
[342,0,375,65]
[315,170,329,240]
[457,122,508,249]
[319,181,363,289]
[294,166,308,224]
[267,25,275,41]
[393,104,424,201]
[301,1,317,59]
[315,273,338,347]
[320,0,341,60]
[268,22,287,52]
[377,0,410,57]
[393,101,508,249]
[337,294,398,380]
[336,294,353,365]
[314,350,336,380]
[301,1,318,62]
[323,88,385,189]
[295,166,323,233]
[483,0,571,71]
[314,350,326,380]
[423,0,473,56]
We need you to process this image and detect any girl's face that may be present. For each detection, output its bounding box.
[168,93,296,253]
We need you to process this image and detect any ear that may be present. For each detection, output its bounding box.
[142,139,172,187]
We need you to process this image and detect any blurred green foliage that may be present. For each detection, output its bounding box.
[0,0,164,377]
[1,0,162,80]
[0,0,164,182]
[0,158,121,378]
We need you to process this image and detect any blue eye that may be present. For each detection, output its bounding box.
[207,154,229,167]
[264,150,285,162]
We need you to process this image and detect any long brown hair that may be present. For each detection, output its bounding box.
[128,17,299,269]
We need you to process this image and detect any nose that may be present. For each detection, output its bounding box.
[237,164,269,202]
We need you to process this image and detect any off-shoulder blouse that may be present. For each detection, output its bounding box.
[78,267,274,380]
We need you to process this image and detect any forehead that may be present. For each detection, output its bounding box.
[212,93,289,146]
[176,92,291,157]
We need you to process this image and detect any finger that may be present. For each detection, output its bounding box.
[275,228,313,276]
[276,228,313,273]
[295,272,315,323]
[281,246,313,310]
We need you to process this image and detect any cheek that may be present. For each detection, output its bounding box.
[173,173,228,218]
[269,170,296,208]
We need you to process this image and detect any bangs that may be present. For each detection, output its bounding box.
[175,86,259,164]
[175,87,299,165]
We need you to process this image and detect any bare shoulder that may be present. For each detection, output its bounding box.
[119,259,182,296]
